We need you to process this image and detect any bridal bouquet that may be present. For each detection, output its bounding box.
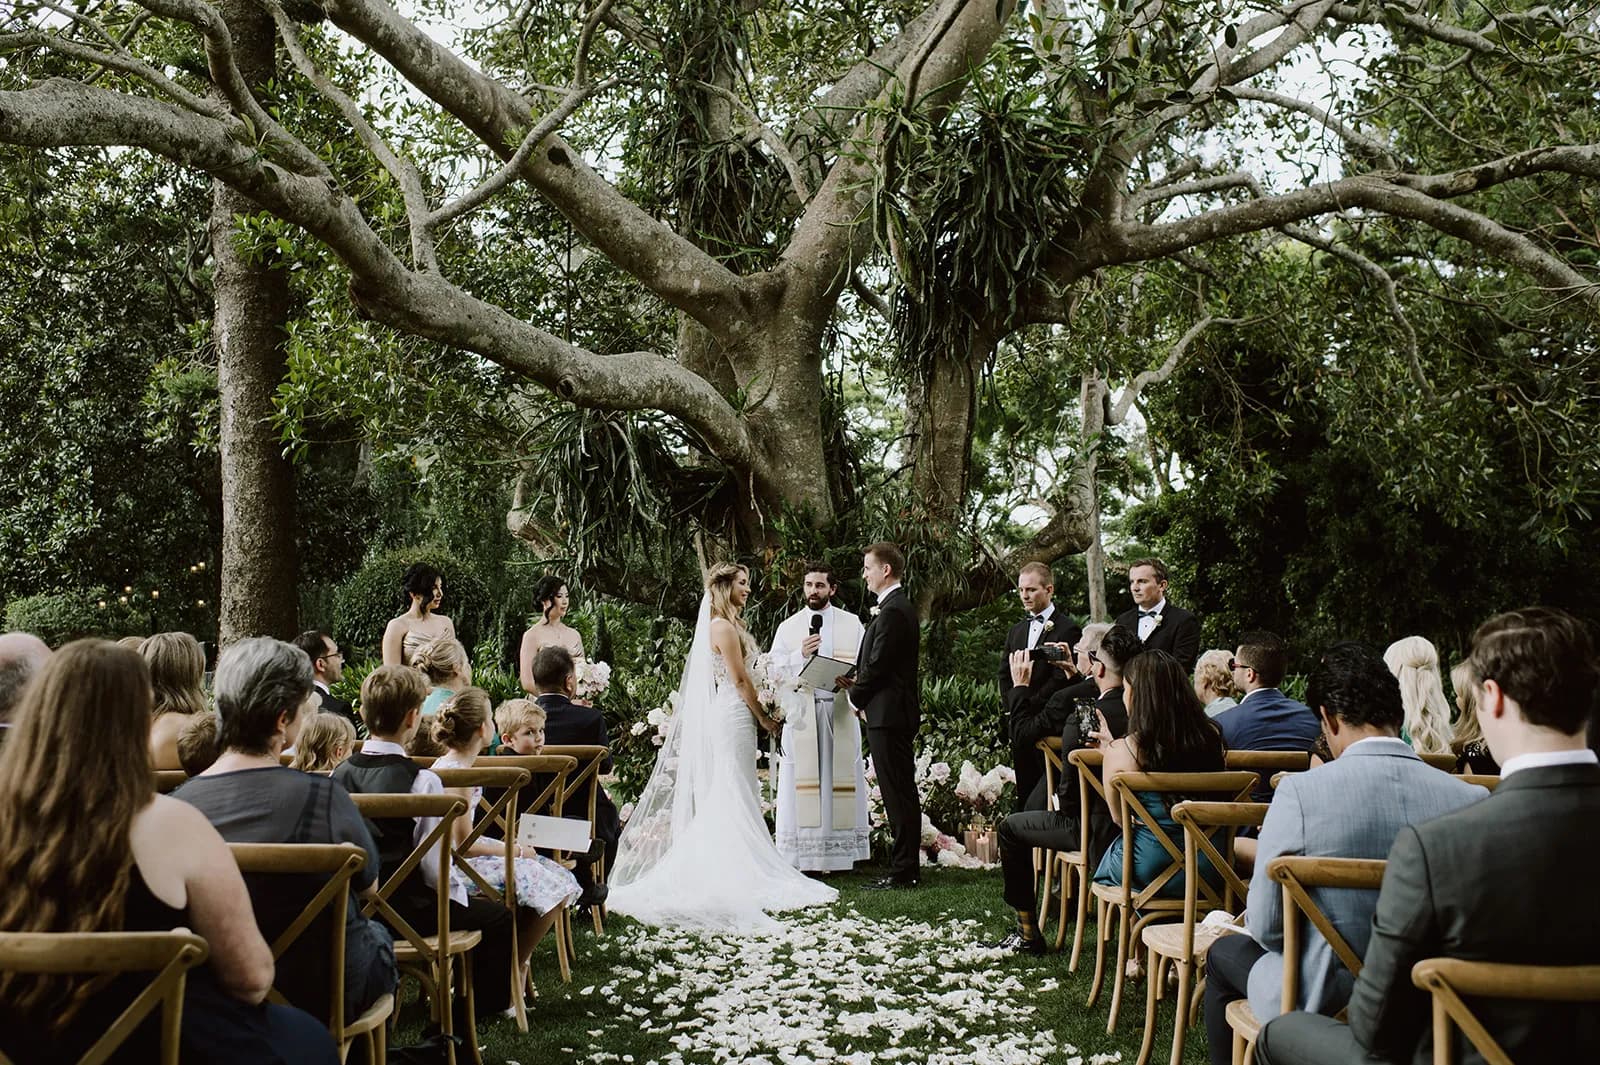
[575,658,612,700]
[750,653,808,728]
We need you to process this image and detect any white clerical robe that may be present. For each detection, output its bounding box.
[770,605,871,871]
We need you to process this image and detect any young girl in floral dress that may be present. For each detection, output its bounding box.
[430,688,580,983]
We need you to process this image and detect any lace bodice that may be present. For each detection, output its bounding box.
[710,646,755,688]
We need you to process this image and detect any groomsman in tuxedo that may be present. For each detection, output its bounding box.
[531,645,620,908]
[997,562,1083,811]
[1113,558,1201,673]
[1256,607,1600,1065]
[838,542,922,889]
[293,630,362,736]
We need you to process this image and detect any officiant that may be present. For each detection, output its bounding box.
[770,561,872,872]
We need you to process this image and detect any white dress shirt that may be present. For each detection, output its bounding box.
[1499,747,1598,780]
[1026,603,1057,650]
[1137,597,1168,641]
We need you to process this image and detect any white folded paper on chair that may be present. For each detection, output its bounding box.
[517,813,593,852]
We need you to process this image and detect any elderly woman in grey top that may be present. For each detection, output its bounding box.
[1194,649,1243,718]
[175,637,397,1023]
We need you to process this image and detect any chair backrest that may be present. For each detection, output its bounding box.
[1171,800,1271,944]
[474,753,578,826]
[1410,958,1600,1065]
[1105,770,1258,908]
[1067,748,1107,858]
[1267,855,1386,1012]
[1457,773,1499,791]
[1418,752,1458,772]
[228,842,366,1039]
[0,930,208,1065]
[429,767,532,907]
[153,770,188,794]
[540,745,608,826]
[348,793,467,961]
[1038,737,1064,812]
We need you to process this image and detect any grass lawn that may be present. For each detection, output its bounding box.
[421,867,1209,1065]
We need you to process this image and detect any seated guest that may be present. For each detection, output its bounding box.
[1257,607,1600,1065]
[290,712,358,773]
[1204,643,1487,1065]
[1194,649,1242,718]
[525,645,621,909]
[176,638,397,1025]
[1449,658,1499,775]
[0,640,334,1065]
[1093,649,1227,899]
[431,688,579,979]
[1214,631,1318,801]
[292,631,362,737]
[176,710,221,776]
[1383,635,1453,756]
[411,636,472,718]
[142,631,209,771]
[333,665,516,1024]
[991,624,1138,953]
[0,631,51,743]
[1008,622,1107,811]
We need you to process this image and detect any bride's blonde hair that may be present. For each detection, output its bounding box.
[706,563,756,654]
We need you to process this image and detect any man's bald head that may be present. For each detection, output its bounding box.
[0,632,52,724]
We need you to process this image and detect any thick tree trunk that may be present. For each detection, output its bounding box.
[212,0,297,644]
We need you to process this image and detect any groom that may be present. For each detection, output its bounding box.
[838,542,922,889]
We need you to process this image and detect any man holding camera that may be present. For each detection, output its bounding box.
[990,624,1138,954]
[998,563,1084,810]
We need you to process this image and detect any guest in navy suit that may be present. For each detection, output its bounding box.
[1213,631,1319,801]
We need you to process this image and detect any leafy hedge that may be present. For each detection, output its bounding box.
[5,589,149,646]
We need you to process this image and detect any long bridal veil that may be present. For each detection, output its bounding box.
[608,594,836,933]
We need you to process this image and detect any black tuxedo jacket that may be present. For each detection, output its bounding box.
[851,588,920,733]
[315,686,363,736]
[1113,603,1201,672]
[997,611,1083,745]
[1346,761,1600,1064]
[534,692,619,844]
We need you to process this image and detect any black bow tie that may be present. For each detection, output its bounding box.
[1029,613,1046,622]
[1139,610,1159,618]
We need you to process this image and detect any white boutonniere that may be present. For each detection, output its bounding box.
[1042,620,1054,634]
[870,606,881,618]
[1151,613,1165,629]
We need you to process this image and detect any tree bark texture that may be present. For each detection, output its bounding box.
[212,0,297,644]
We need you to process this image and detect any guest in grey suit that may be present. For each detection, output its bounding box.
[1204,642,1487,1065]
[1256,607,1600,1065]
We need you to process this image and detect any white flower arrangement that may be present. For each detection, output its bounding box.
[575,658,612,699]
[953,760,1017,828]
[644,690,679,746]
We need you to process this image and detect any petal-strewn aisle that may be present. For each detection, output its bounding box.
[487,869,1149,1065]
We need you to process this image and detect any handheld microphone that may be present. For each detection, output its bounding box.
[810,614,824,636]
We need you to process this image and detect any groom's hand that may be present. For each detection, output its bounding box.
[834,673,855,690]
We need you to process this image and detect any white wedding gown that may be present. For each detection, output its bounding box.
[608,597,837,933]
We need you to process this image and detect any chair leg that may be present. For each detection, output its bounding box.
[1107,904,1132,1032]
[511,956,529,1033]
[555,909,573,984]
[1069,871,1091,973]
[1053,865,1074,951]
[461,954,482,1065]
[1038,850,1054,920]
[1170,958,1193,1065]
[1087,898,1110,1007]
[1136,946,1160,1065]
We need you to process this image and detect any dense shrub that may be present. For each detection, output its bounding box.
[333,544,493,660]
[5,589,148,646]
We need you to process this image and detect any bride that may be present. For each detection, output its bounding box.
[608,563,838,932]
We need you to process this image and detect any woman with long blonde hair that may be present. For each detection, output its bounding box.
[142,630,208,770]
[1383,636,1453,756]
[608,562,836,932]
[1449,658,1499,774]
[0,640,334,1063]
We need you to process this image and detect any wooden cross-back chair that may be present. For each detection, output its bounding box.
[517,744,610,939]
[348,793,479,1065]
[470,754,579,983]
[1411,958,1600,1065]
[1457,774,1499,791]
[1133,800,1270,1065]
[1053,748,1107,967]
[1225,855,1388,1065]
[1088,770,1258,1034]
[227,842,393,1063]
[0,930,208,1065]
[1419,752,1459,772]
[1225,750,1310,802]
[430,765,542,1032]
[1034,736,1067,922]
[153,770,188,794]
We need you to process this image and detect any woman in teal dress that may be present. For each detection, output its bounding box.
[1092,649,1227,899]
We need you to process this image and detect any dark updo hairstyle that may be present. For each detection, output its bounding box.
[401,563,442,614]
[532,574,568,621]
[431,687,492,750]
